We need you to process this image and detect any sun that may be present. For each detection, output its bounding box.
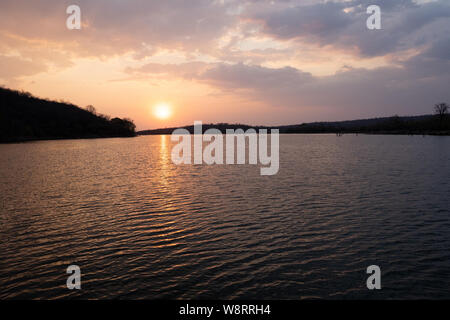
[153,103,172,120]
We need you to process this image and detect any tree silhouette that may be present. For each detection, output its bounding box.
[85,105,97,115]
[0,87,136,142]
[434,103,448,122]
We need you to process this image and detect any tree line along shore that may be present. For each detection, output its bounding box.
[1,86,448,143]
[0,87,136,143]
[139,104,450,136]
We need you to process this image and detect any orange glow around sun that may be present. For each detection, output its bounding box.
[153,103,172,120]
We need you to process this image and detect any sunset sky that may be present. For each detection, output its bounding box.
[1,0,449,130]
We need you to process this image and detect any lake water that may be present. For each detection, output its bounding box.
[1,134,449,299]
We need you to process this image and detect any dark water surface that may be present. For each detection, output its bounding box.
[1,134,449,299]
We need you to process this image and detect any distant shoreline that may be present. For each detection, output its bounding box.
[138,116,450,137]
[2,86,449,142]
[137,131,450,136]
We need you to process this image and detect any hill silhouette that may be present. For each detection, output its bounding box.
[0,87,136,142]
[139,114,450,136]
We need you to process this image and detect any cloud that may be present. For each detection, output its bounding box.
[200,61,449,115]
[249,1,353,42]
[128,41,450,116]
[0,0,449,119]
[247,0,450,57]
[199,62,313,90]
[1,0,448,64]
[0,0,243,82]
[0,0,240,58]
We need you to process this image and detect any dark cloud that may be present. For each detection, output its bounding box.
[425,38,450,61]
[1,0,448,60]
[250,1,353,41]
[199,62,313,90]
[195,59,450,115]
[128,41,450,116]
[248,0,450,57]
